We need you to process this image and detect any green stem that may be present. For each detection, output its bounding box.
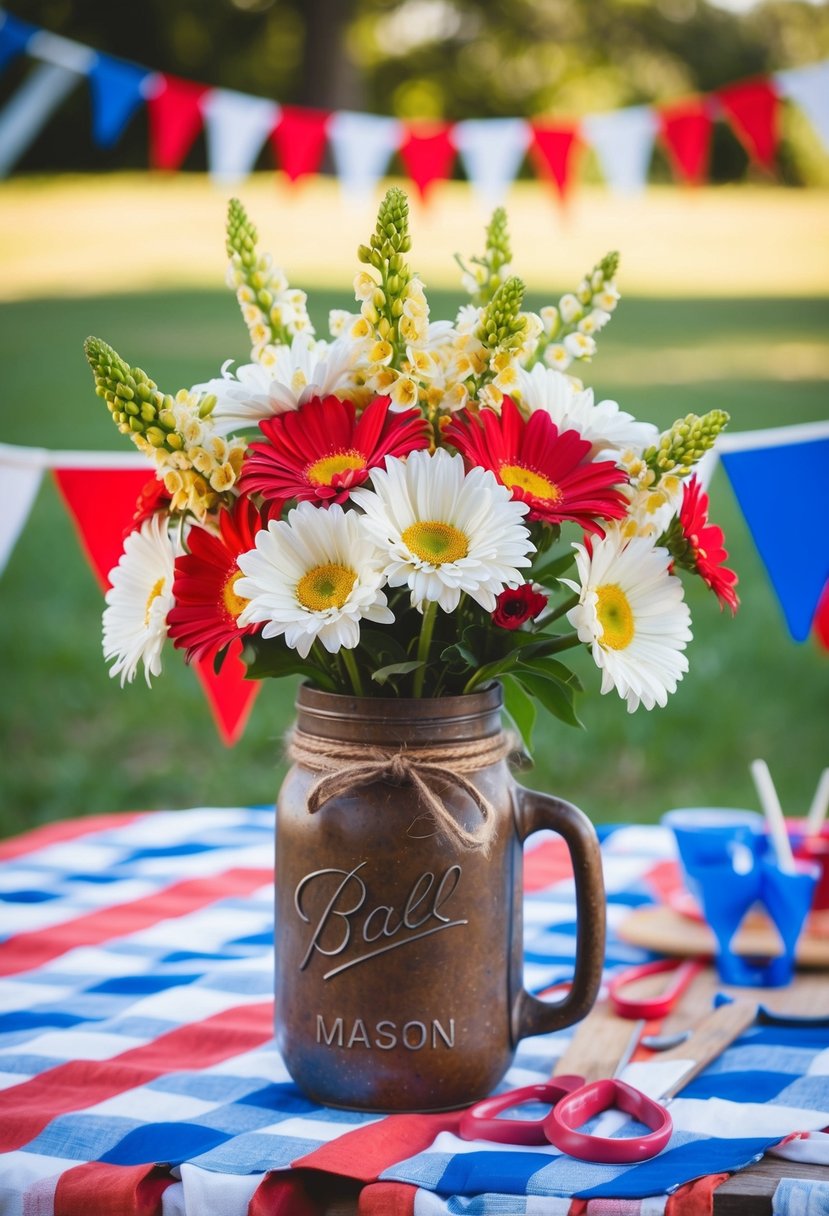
[540,630,582,653]
[543,591,579,624]
[340,648,365,698]
[412,600,437,697]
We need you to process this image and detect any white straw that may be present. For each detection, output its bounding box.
[805,768,829,838]
[750,759,796,873]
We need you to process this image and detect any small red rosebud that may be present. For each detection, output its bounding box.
[492,584,548,630]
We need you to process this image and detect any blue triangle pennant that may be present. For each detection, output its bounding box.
[0,12,36,73]
[721,435,829,642]
[88,53,150,148]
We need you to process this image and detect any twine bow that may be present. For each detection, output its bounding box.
[288,730,515,854]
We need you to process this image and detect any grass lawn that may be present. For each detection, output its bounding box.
[1,283,826,841]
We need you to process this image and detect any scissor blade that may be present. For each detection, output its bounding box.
[552,1003,642,1083]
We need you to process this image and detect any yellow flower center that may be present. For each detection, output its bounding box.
[222,570,249,620]
[500,462,561,503]
[402,521,469,565]
[296,562,356,612]
[595,583,635,650]
[306,450,365,487]
[144,578,166,626]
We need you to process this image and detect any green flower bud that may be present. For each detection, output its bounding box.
[644,409,730,478]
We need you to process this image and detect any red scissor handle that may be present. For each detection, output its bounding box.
[608,957,706,1020]
[459,1077,584,1146]
[544,1078,674,1163]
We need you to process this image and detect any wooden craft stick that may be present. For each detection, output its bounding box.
[751,759,795,873]
[657,1000,758,1100]
[552,1002,642,1084]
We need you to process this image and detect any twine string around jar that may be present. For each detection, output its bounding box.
[287,729,516,854]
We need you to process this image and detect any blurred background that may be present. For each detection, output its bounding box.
[0,0,827,840]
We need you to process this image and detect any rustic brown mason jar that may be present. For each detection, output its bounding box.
[275,682,606,1112]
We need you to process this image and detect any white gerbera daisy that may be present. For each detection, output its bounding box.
[194,335,357,433]
[235,502,393,659]
[564,534,692,713]
[102,514,178,687]
[351,448,533,614]
[516,364,659,456]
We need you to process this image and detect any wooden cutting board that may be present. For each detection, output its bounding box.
[617,905,829,969]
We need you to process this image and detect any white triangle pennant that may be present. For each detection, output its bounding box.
[0,61,81,178]
[582,106,658,195]
[328,110,403,201]
[453,117,531,207]
[0,445,46,575]
[201,88,280,185]
[775,60,829,154]
[27,28,96,74]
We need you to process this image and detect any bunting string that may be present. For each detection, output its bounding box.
[0,426,826,746]
[0,8,827,204]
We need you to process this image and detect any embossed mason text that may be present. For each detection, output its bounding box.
[317,1015,456,1050]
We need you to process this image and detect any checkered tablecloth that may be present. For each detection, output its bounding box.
[0,806,827,1216]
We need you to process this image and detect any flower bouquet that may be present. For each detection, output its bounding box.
[84,186,738,750]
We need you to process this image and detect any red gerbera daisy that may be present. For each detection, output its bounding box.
[239,394,431,506]
[167,495,279,664]
[128,477,171,535]
[679,476,739,614]
[445,396,629,535]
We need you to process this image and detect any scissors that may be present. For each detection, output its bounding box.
[459,1019,672,1164]
[608,957,707,1020]
[459,998,757,1164]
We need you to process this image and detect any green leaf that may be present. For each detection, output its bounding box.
[516,670,584,729]
[371,660,424,686]
[518,655,583,692]
[240,638,337,690]
[531,548,577,585]
[439,642,478,669]
[212,643,230,676]
[502,673,537,753]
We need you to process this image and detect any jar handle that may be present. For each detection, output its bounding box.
[511,787,606,1042]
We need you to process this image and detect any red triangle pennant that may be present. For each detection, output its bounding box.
[529,122,582,201]
[398,123,456,200]
[147,74,209,171]
[814,579,829,652]
[54,465,259,746]
[195,639,260,747]
[53,466,155,592]
[271,105,331,183]
[717,77,780,172]
[658,98,713,185]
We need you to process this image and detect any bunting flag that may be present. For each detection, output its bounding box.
[582,105,658,195]
[398,122,456,199]
[201,88,279,185]
[0,444,44,575]
[452,117,531,208]
[717,423,829,643]
[530,121,582,200]
[0,10,36,73]
[270,105,330,183]
[814,580,829,652]
[327,110,402,201]
[52,462,156,590]
[0,60,81,177]
[717,77,780,171]
[52,457,260,746]
[0,11,828,199]
[147,73,209,171]
[776,60,829,154]
[194,640,260,747]
[88,54,152,148]
[658,97,714,185]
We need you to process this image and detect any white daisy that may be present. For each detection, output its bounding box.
[102,514,178,687]
[194,335,357,433]
[564,533,692,713]
[351,448,534,614]
[235,502,393,659]
[516,364,659,456]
